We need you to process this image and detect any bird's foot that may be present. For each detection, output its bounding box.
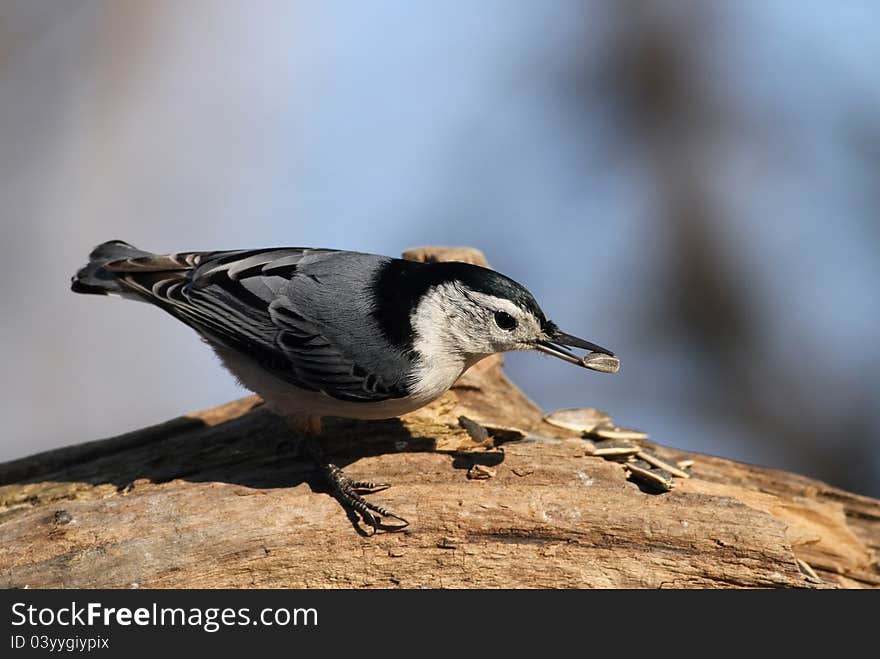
[323,463,409,535]
[305,440,409,535]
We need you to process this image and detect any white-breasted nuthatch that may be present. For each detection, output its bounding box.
[72,241,618,531]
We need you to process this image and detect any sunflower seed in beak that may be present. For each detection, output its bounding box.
[582,352,620,373]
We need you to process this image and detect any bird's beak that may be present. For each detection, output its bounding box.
[534,327,619,373]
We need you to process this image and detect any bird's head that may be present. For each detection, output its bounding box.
[403,262,618,373]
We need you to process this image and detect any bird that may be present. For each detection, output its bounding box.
[71,240,618,532]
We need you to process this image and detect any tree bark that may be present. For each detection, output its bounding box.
[1,248,877,589]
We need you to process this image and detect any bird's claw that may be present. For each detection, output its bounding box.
[325,463,409,534]
[349,480,391,494]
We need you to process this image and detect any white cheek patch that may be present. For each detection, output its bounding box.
[407,283,478,401]
[406,285,543,400]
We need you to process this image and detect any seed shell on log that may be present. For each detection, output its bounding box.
[592,426,650,442]
[544,408,613,435]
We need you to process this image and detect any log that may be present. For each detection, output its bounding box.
[1,248,878,589]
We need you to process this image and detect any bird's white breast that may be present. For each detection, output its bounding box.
[210,343,443,421]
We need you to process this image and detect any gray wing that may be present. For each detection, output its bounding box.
[106,247,410,402]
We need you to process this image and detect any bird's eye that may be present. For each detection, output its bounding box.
[494,311,517,331]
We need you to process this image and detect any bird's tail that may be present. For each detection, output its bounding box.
[70,240,153,296]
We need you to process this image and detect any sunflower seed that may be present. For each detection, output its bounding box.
[467,420,526,443]
[582,352,620,373]
[796,558,822,584]
[458,415,489,443]
[544,408,613,435]
[593,443,641,460]
[592,426,650,442]
[625,463,675,492]
[636,450,691,478]
[467,464,496,480]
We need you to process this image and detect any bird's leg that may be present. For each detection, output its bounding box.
[290,415,409,534]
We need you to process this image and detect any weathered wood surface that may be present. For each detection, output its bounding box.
[1,248,878,589]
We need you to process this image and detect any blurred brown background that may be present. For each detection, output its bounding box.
[1,1,878,495]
